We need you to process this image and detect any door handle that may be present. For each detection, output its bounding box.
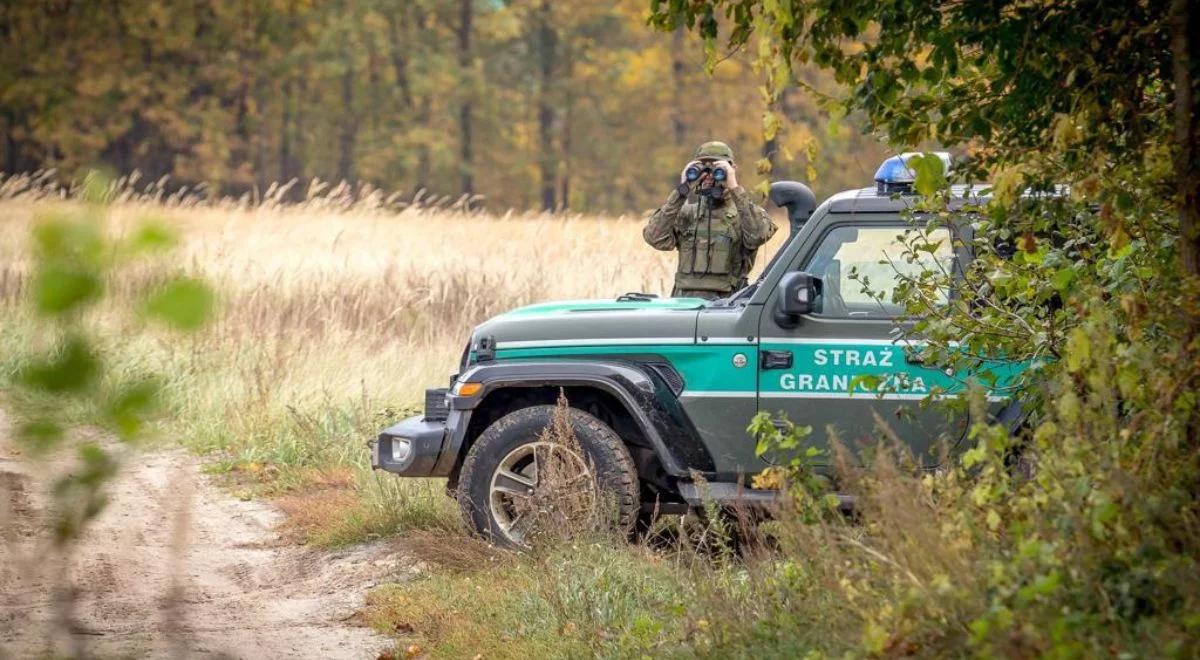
[761,350,793,370]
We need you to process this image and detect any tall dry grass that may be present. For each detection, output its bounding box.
[0,174,785,542]
[1,174,785,408]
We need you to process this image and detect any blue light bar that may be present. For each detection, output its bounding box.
[874,151,952,194]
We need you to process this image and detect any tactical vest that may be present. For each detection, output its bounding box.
[675,199,745,292]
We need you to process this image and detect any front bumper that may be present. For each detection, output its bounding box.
[371,382,477,477]
[370,415,449,475]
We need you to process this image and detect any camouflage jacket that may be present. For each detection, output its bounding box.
[643,186,777,294]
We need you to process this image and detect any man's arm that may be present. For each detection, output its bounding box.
[643,187,688,251]
[728,186,778,249]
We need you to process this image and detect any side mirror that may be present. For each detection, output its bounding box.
[775,271,821,327]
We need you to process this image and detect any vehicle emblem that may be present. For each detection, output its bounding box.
[732,353,748,368]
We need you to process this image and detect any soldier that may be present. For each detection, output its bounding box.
[644,141,777,299]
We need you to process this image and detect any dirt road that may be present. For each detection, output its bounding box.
[1,447,398,658]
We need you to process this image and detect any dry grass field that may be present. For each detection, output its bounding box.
[0,180,785,544]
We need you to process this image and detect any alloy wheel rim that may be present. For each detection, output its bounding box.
[488,441,595,545]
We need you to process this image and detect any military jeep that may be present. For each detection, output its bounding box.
[370,155,1026,546]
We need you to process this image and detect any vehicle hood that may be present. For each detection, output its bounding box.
[472,298,706,351]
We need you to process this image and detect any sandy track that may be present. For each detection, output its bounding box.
[1,448,398,658]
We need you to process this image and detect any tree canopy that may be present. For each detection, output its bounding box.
[0,0,893,212]
[651,0,1197,301]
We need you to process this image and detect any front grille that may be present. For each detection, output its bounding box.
[424,388,449,421]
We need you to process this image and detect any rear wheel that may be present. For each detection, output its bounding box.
[456,405,639,547]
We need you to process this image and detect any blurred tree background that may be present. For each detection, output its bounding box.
[0,0,889,213]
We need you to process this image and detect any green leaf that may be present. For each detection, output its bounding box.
[986,509,1002,531]
[962,445,986,468]
[19,335,100,394]
[848,373,882,396]
[33,265,102,315]
[1065,327,1091,373]
[16,418,64,453]
[911,153,947,197]
[128,221,178,253]
[142,277,214,330]
[1050,268,1077,293]
[105,380,161,441]
[32,217,103,262]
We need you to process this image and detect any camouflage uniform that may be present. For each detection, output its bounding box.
[643,143,777,299]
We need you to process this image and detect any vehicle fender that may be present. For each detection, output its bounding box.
[436,359,714,477]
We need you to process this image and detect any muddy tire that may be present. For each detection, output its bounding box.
[455,405,639,547]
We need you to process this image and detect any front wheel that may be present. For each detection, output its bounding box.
[456,405,639,547]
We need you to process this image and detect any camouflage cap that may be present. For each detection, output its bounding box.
[694,141,734,162]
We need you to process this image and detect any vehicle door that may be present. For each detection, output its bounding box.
[756,217,967,466]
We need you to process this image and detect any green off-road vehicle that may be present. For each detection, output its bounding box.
[371,154,1027,546]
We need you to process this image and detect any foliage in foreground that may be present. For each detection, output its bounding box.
[6,175,214,544]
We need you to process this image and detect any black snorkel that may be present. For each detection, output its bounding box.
[714,181,817,306]
[755,181,817,286]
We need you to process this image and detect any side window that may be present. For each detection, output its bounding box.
[803,226,954,319]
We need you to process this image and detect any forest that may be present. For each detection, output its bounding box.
[0,0,887,213]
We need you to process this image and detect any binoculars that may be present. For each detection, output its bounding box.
[685,164,728,183]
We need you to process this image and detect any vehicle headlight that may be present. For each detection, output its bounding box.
[391,437,413,462]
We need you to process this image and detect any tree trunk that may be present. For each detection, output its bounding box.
[277,1,298,189]
[536,0,557,212]
[2,111,16,173]
[762,98,780,178]
[338,56,357,182]
[280,79,293,183]
[415,95,432,195]
[670,27,687,146]
[1171,0,1200,295]
[1170,0,1200,451]
[385,9,414,110]
[229,1,255,192]
[411,4,434,195]
[762,135,778,176]
[232,76,251,187]
[458,0,474,199]
[294,77,308,184]
[559,41,572,210]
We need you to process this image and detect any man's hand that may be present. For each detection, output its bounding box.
[713,160,738,190]
[679,160,702,185]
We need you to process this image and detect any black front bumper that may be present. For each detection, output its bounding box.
[371,384,476,477]
[370,415,449,475]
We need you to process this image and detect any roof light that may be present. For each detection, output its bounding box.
[874,152,952,194]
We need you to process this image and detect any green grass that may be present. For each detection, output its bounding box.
[364,541,696,658]
[0,302,463,546]
[361,529,863,659]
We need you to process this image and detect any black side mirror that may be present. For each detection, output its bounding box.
[775,271,821,327]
